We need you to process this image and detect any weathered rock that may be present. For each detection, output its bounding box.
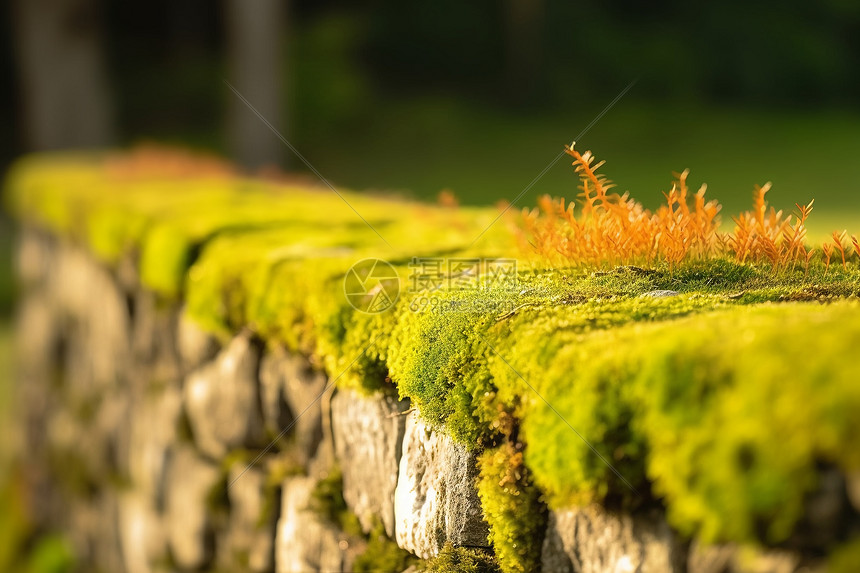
[275,476,364,573]
[130,289,181,385]
[118,492,167,573]
[331,387,410,537]
[15,227,55,287]
[640,289,679,298]
[67,492,125,573]
[177,308,220,373]
[45,393,126,485]
[164,446,221,570]
[53,244,131,395]
[688,540,807,573]
[793,467,847,549]
[540,505,686,573]
[222,463,279,572]
[127,384,183,503]
[394,412,489,558]
[847,471,860,512]
[15,290,58,375]
[259,347,327,462]
[183,332,266,460]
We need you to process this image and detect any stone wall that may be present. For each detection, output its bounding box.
[14,226,835,573]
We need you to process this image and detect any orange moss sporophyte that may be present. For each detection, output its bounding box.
[518,142,853,272]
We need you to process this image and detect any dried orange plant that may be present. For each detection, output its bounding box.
[519,143,856,272]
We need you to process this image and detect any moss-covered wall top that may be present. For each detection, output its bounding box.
[7,147,860,571]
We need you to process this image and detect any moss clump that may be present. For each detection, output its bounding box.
[308,466,363,536]
[828,538,860,573]
[10,151,860,563]
[521,301,860,544]
[353,521,417,572]
[421,544,501,573]
[310,470,418,571]
[477,442,547,573]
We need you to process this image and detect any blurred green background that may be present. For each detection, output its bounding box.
[2,1,860,569]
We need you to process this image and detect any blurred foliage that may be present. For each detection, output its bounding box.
[23,537,75,573]
[363,0,860,105]
[0,213,13,319]
[352,521,417,573]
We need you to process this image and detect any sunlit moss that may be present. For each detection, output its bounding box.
[477,442,546,573]
[8,151,860,562]
[353,521,418,573]
[421,544,500,573]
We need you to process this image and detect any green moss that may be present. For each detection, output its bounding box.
[309,466,363,536]
[25,535,76,573]
[828,538,860,573]
[421,544,501,572]
[310,470,418,571]
[353,521,417,572]
[10,151,860,557]
[521,301,860,543]
[477,442,547,573]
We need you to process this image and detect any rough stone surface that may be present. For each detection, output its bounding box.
[688,541,807,573]
[540,505,686,573]
[15,227,55,287]
[67,492,125,573]
[16,223,848,573]
[222,463,278,572]
[164,446,221,570]
[640,289,679,298]
[130,289,181,386]
[183,332,266,459]
[847,471,860,512]
[177,309,220,373]
[394,412,489,558]
[54,244,131,395]
[332,388,410,537]
[118,492,167,573]
[259,347,327,461]
[127,384,183,503]
[275,476,364,573]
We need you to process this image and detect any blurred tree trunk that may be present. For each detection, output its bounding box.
[12,0,114,150]
[226,0,287,170]
[505,0,544,105]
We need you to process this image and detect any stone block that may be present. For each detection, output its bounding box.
[259,347,327,462]
[394,412,489,558]
[183,332,266,460]
[15,227,55,287]
[118,492,167,573]
[177,308,220,374]
[540,505,686,573]
[164,446,221,570]
[688,540,807,573]
[48,244,130,398]
[275,476,364,573]
[127,384,183,503]
[130,289,181,386]
[222,463,279,572]
[331,387,410,538]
